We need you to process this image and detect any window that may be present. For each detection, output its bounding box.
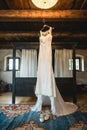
[6,57,20,71]
[69,55,84,71]
[75,57,81,71]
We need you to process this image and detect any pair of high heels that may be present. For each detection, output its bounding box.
[40,110,50,122]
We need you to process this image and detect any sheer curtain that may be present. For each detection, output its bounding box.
[20,49,37,77]
[54,49,72,77]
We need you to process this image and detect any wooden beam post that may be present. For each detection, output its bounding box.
[12,45,16,104]
[72,43,77,103]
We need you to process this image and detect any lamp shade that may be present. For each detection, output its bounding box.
[32,0,58,9]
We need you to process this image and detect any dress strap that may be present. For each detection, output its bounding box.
[49,27,52,34]
[40,27,52,36]
[40,30,42,36]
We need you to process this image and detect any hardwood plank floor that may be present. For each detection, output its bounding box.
[0,92,36,104]
[0,92,87,104]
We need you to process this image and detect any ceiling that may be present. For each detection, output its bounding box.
[0,0,87,49]
[0,0,87,10]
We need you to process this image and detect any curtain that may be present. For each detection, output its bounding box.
[20,49,37,77]
[54,49,72,77]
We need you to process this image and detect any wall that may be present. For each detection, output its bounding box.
[0,49,21,84]
[76,49,87,84]
[0,49,87,84]
[0,71,12,83]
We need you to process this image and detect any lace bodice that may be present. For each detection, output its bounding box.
[39,27,52,44]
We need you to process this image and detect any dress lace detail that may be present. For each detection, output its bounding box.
[31,27,78,116]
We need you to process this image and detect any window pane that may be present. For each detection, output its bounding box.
[76,59,79,70]
[9,59,13,70]
[16,59,19,70]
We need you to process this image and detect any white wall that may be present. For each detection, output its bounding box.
[76,49,87,85]
[0,71,20,84]
[0,49,21,84]
[0,71,12,83]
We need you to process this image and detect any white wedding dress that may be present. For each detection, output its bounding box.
[31,27,77,116]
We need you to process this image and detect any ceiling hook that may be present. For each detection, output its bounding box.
[43,18,46,25]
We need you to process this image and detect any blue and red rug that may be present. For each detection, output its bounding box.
[0,104,87,130]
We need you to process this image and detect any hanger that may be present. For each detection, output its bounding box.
[41,24,54,32]
[43,24,50,28]
[40,19,54,32]
[41,24,49,31]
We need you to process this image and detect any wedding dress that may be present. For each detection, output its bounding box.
[31,26,77,116]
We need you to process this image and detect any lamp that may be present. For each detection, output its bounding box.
[32,0,58,9]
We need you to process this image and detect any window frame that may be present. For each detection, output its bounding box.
[69,55,84,72]
[6,57,20,71]
[75,57,81,71]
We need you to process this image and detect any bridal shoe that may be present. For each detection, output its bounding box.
[40,112,45,122]
[40,110,51,122]
[44,110,50,121]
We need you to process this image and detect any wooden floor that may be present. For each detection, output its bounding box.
[0,92,87,104]
[0,92,37,104]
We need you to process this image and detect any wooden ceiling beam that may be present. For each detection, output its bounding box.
[0,32,38,38]
[0,0,9,9]
[0,41,12,49]
[0,32,87,42]
[80,0,87,9]
[0,32,87,38]
[0,42,87,49]
[0,10,87,22]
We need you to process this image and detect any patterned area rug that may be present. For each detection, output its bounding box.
[0,104,31,118]
[69,121,87,130]
[0,104,87,130]
[14,120,45,130]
